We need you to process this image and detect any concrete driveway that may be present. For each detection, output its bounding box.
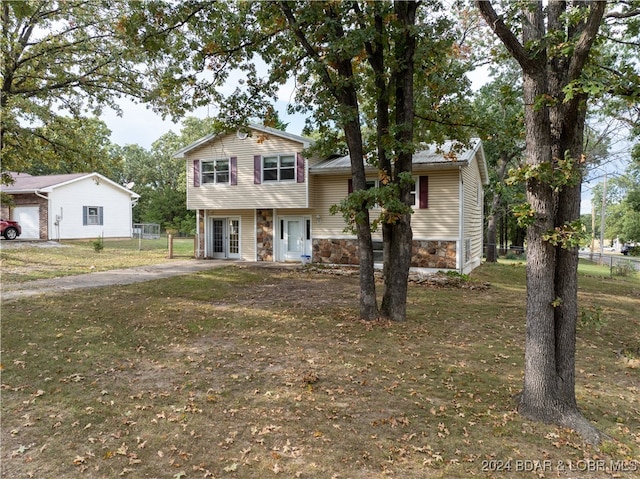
[1,259,231,302]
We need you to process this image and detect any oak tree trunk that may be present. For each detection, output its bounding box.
[380,0,417,321]
[344,118,378,321]
[477,0,606,444]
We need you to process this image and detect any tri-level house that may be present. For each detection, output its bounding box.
[174,124,489,274]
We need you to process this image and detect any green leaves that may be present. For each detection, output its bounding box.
[511,202,536,228]
[563,78,608,102]
[506,151,585,192]
[542,220,588,249]
[330,177,414,234]
[1,0,150,175]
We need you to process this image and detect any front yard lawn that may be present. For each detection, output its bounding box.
[1,262,639,478]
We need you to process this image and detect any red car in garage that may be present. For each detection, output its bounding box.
[0,218,22,240]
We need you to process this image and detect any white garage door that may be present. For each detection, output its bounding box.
[13,206,40,239]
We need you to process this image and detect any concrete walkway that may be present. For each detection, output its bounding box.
[1,259,234,302]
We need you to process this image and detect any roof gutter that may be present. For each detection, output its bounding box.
[309,161,468,176]
[34,189,48,201]
[34,190,50,240]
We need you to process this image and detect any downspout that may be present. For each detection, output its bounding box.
[34,190,50,240]
[480,184,485,268]
[198,209,203,258]
[254,209,258,261]
[130,198,138,238]
[458,167,464,274]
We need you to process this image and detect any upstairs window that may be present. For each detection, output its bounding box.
[263,154,296,182]
[202,159,230,184]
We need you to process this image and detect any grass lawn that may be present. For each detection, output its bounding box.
[1,254,639,478]
[0,237,195,283]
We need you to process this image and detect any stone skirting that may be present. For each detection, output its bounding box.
[411,240,457,269]
[256,209,273,262]
[313,238,360,265]
[313,238,457,269]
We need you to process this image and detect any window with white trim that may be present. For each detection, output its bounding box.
[83,206,103,225]
[409,177,418,207]
[263,154,295,182]
[370,177,418,206]
[202,159,230,184]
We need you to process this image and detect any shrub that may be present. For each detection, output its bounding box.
[92,236,104,253]
[613,260,636,278]
[579,305,606,331]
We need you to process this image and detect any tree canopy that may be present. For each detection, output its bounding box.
[0,0,148,182]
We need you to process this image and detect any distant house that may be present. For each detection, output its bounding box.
[174,124,488,273]
[1,172,139,240]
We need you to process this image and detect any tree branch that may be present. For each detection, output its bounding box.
[474,1,539,73]
[567,2,606,82]
[605,8,640,19]
[415,112,482,130]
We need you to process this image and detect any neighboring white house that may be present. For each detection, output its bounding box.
[1,172,139,240]
[174,124,489,274]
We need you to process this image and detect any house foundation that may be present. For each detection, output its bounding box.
[312,238,457,269]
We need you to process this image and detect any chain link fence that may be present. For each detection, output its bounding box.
[578,251,640,277]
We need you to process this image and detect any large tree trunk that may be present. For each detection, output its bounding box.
[518,65,560,423]
[279,1,379,321]
[344,118,379,321]
[476,0,606,444]
[380,0,417,321]
[547,3,603,439]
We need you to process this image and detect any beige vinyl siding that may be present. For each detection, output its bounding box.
[310,175,353,238]
[309,175,390,239]
[411,170,460,240]
[461,154,484,265]
[186,132,308,210]
[204,209,256,261]
[312,171,461,241]
[275,208,312,217]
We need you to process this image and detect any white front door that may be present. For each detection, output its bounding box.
[208,217,240,259]
[280,216,311,261]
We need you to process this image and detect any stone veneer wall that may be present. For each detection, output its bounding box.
[4,194,48,240]
[313,238,457,269]
[256,209,273,261]
[411,240,457,269]
[313,239,360,265]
